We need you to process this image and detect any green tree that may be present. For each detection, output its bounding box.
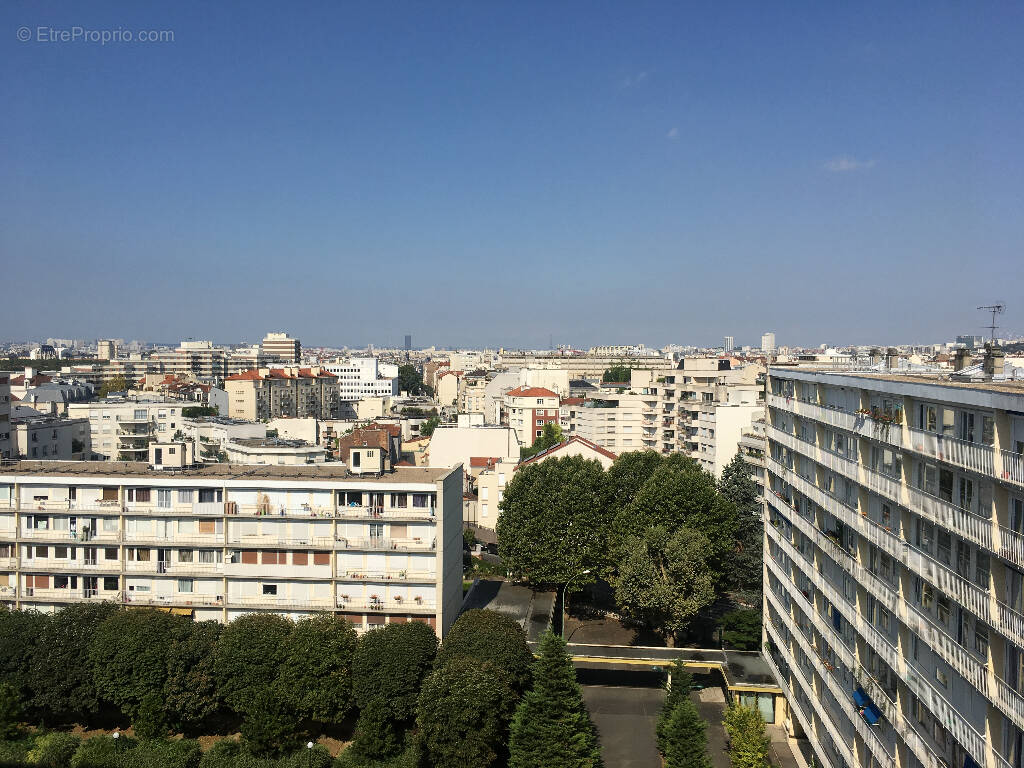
[239,687,299,757]
[614,527,717,643]
[0,681,23,739]
[419,415,440,437]
[98,376,129,397]
[601,366,632,383]
[27,732,81,768]
[723,703,770,768]
[397,365,431,397]
[508,631,602,768]
[656,657,693,753]
[721,609,763,651]
[277,615,358,727]
[214,613,293,716]
[662,698,710,768]
[603,451,665,570]
[131,692,169,740]
[719,454,764,594]
[30,602,120,724]
[417,658,517,768]
[182,406,219,418]
[613,455,738,564]
[497,455,610,586]
[0,608,47,711]
[89,608,189,721]
[434,609,534,693]
[164,620,224,733]
[519,423,564,461]
[350,622,438,760]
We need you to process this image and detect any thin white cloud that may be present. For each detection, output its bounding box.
[620,71,649,89]
[666,127,679,140]
[824,156,876,172]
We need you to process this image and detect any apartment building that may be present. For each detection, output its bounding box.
[222,438,327,466]
[0,374,11,460]
[0,453,463,636]
[569,392,651,453]
[496,352,675,381]
[10,416,89,461]
[763,365,1024,768]
[68,400,186,461]
[225,367,340,421]
[321,359,399,401]
[260,333,301,364]
[501,387,560,446]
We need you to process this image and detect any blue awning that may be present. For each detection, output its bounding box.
[853,687,882,726]
[853,687,869,708]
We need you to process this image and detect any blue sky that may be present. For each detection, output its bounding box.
[2,2,1022,349]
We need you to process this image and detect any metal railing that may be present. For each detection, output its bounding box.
[906,428,994,475]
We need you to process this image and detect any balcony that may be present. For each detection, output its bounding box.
[1003,450,1024,487]
[336,569,435,582]
[226,534,334,548]
[21,587,113,603]
[338,537,436,552]
[906,428,994,476]
[124,591,223,607]
[227,595,336,610]
[337,597,436,613]
[335,506,435,521]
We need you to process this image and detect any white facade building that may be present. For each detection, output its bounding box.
[68,400,187,461]
[322,359,400,401]
[0,460,463,636]
[763,366,1024,768]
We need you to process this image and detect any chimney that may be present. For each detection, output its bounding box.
[954,348,972,372]
[885,348,900,370]
[869,348,882,366]
[983,343,1005,377]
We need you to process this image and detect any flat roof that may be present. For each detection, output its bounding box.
[771,367,1024,397]
[0,460,456,485]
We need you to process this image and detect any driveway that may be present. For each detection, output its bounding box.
[582,684,664,768]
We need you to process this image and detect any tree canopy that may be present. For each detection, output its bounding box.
[519,423,564,461]
[614,526,718,642]
[601,366,632,383]
[435,610,534,694]
[417,658,517,768]
[277,615,358,727]
[397,365,432,397]
[98,376,129,397]
[497,455,610,586]
[719,453,764,595]
[723,703,771,768]
[213,613,292,716]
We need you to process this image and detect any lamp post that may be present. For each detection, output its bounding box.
[112,731,120,768]
[307,741,314,768]
[561,568,591,639]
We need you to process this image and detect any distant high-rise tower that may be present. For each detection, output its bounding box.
[724,336,735,353]
[97,340,118,360]
[261,332,300,364]
[761,332,776,354]
[405,334,412,352]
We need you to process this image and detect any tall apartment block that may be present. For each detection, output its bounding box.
[260,333,301,365]
[225,367,340,421]
[0,447,463,636]
[763,366,1024,768]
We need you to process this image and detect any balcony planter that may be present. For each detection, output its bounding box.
[414,596,423,604]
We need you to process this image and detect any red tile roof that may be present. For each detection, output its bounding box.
[9,373,53,387]
[364,422,401,437]
[518,436,618,467]
[470,456,501,468]
[560,397,585,406]
[226,367,337,382]
[505,386,558,398]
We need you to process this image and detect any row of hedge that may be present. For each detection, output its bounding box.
[0,731,334,768]
[0,605,546,766]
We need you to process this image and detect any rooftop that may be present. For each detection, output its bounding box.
[772,366,1024,394]
[0,460,455,484]
[505,386,558,398]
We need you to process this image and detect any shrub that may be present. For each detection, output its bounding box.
[198,739,241,768]
[0,734,33,765]
[27,731,81,768]
[122,739,201,768]
[279,744,332,768]
[239,688,298,758]
[70,733,137,768]
[131,693,168,741]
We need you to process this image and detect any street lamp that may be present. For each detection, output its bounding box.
[112,732,120,768]
[561,569,591,639]
[307,741,314,768]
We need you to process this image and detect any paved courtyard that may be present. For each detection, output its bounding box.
[582,684,664,768]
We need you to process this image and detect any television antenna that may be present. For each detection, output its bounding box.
[978,303,1005,343]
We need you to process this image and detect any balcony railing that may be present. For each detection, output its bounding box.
[999,526,1024,570]
[1002,450,1024,487]
[337,570,435,582]
[124,592,223,607]
[339,537,436,551]
[337,598,436,613]
[226,534,334,548]
[906,428,994,476]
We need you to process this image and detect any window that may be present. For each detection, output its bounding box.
[178,489,194,503]
[157,490,171,508]
[177,579,193,593]
[392,493,407,508]
[104,547,118,560]
[178,520,196,534]
[975,552,990,588]
[937,595,950,624]
[102,517,118,532]
[127,488,151,503]
[313,552,330,565]
[54,575,69,589]
[198,549,217,564]
[937,531,952,564]
[262,584,278,596]
[178,549,193,562]
[197,488,221,503]
[103,577,118,591]
[935,668,948,687]
[975,623,989,656]
[412,494,429,508]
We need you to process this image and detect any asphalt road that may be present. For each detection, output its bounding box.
[582,685,664,768]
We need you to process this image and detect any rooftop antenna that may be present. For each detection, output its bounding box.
[978,303,1005,343]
